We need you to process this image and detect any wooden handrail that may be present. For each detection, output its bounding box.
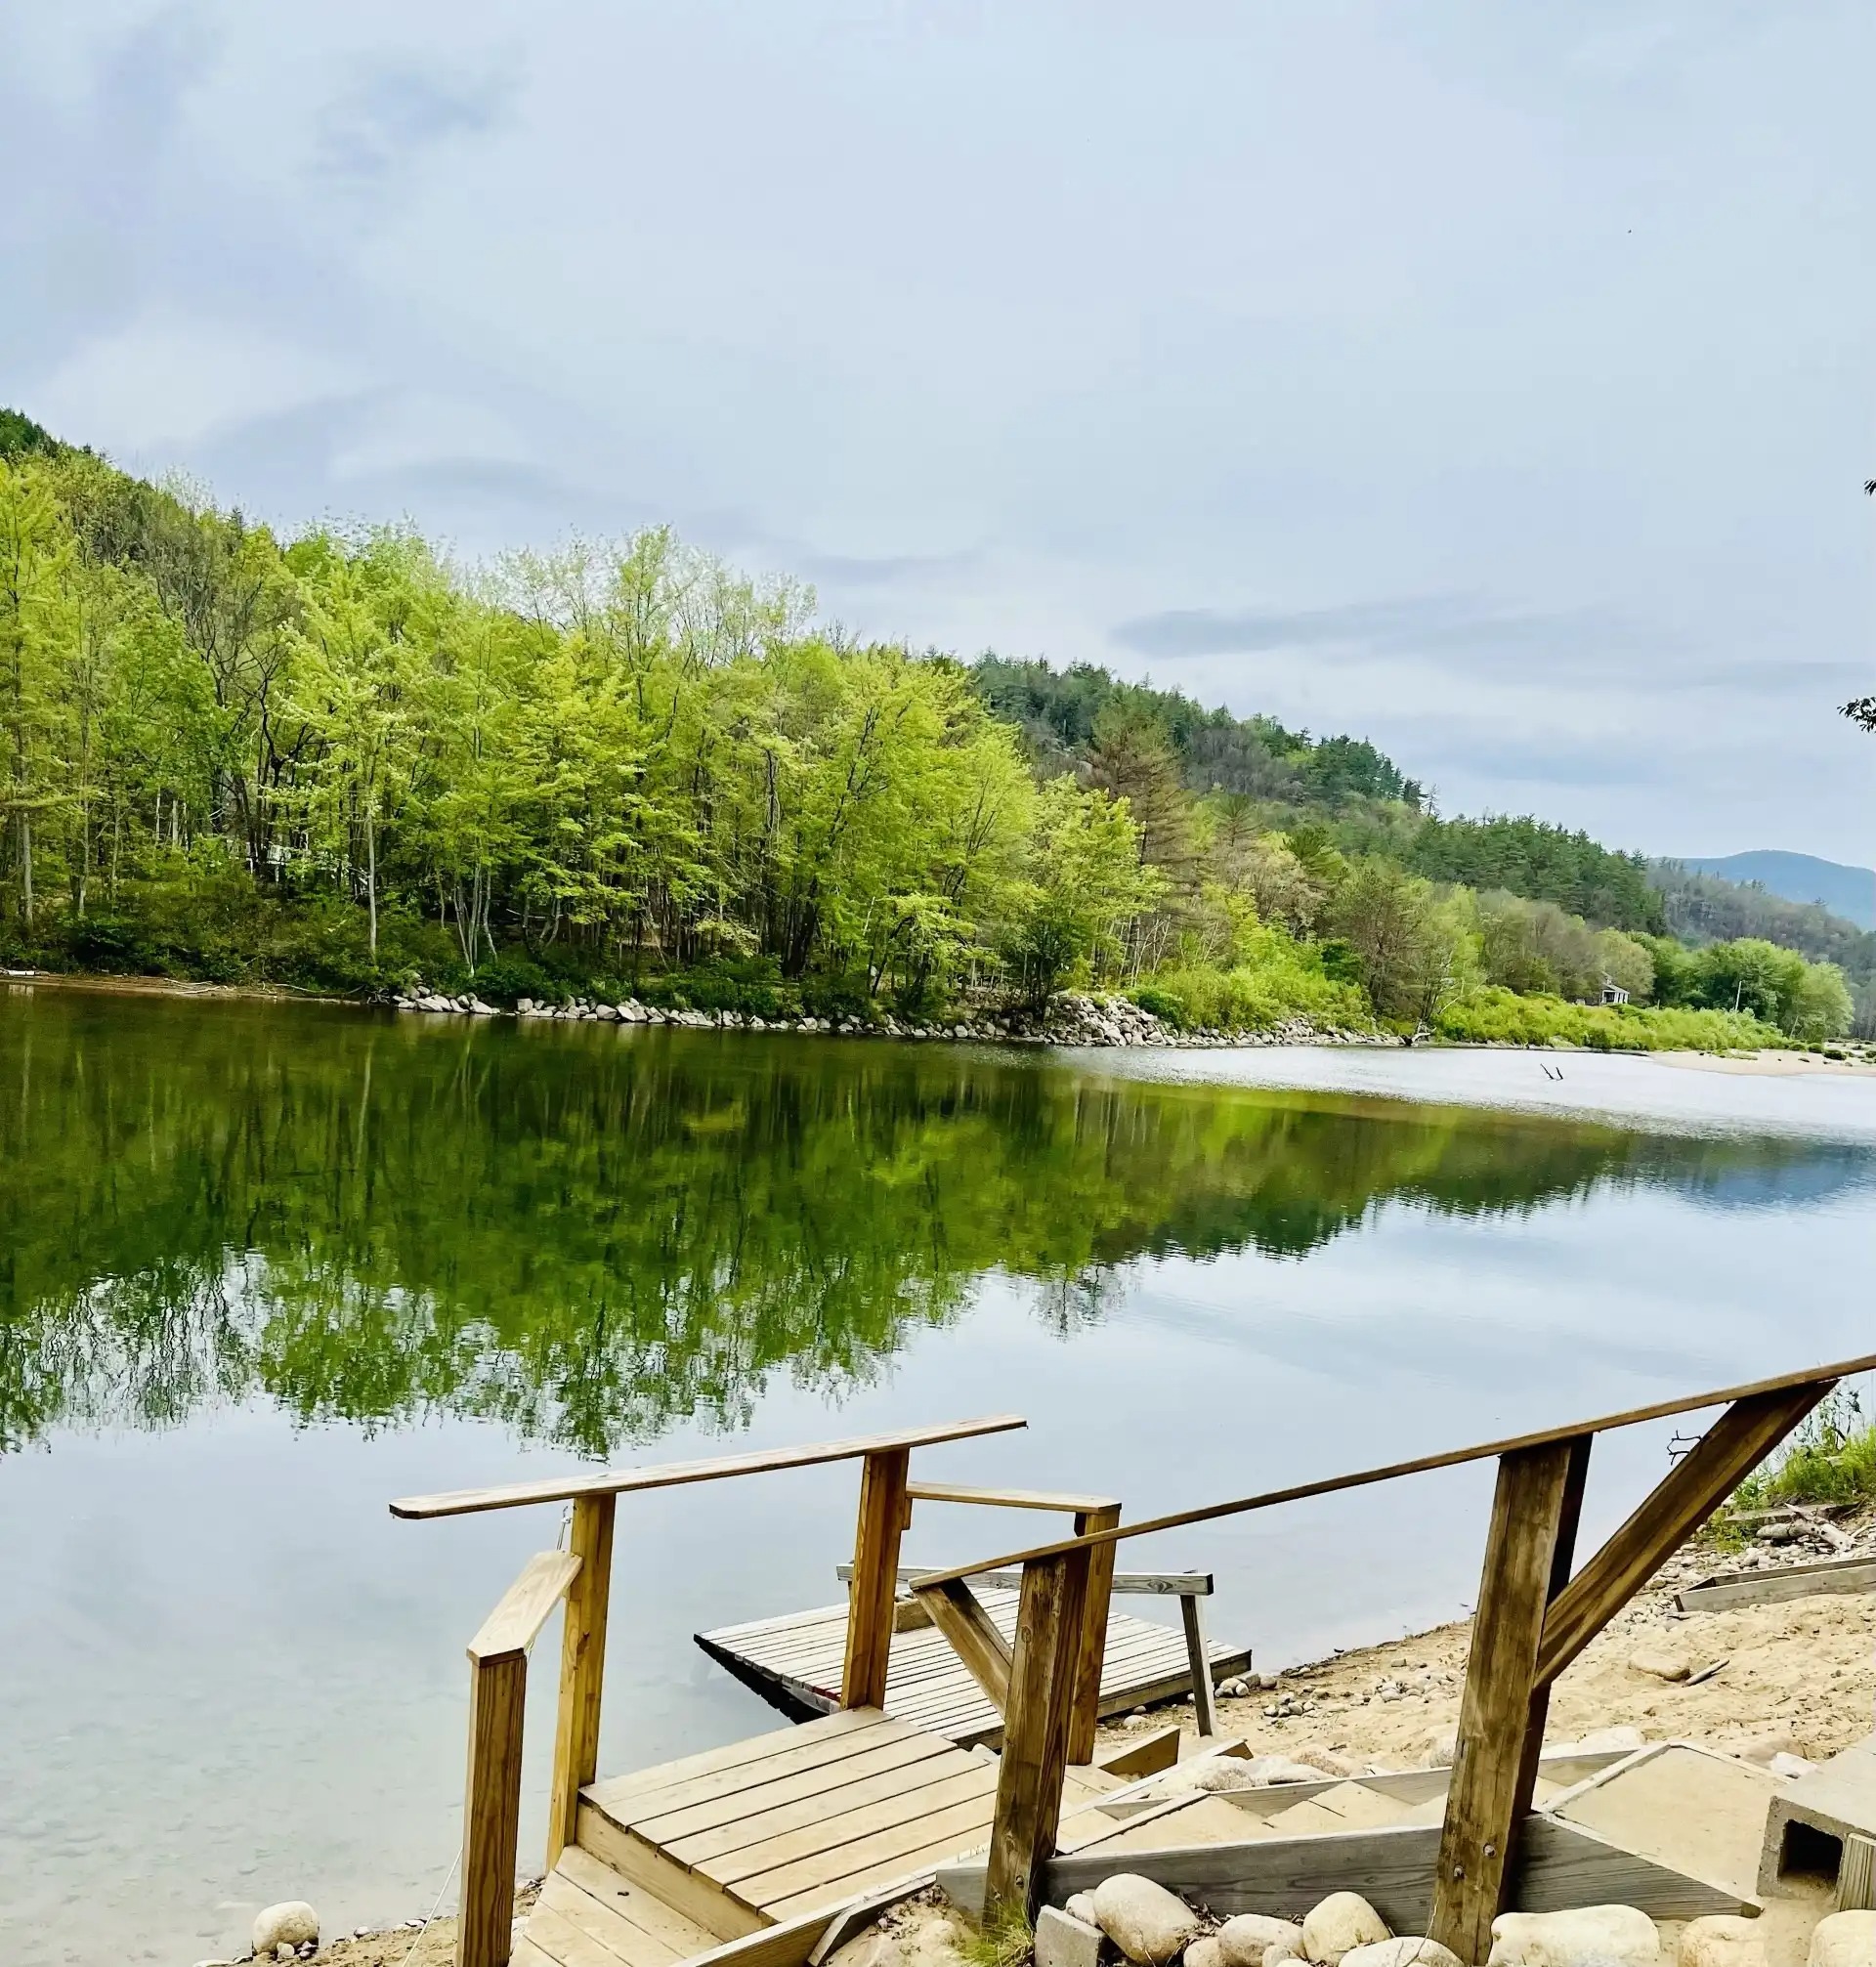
[906,1352,1876,1592]
[838,1563,1214,1596]
[391,1414,1026,1518]
[906,1481,1120,1514]
[460,1551,586,1967]
[468,1552,582,1662]
[962,1354,1864,1941]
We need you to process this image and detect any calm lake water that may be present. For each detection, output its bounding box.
[4,989,1875,1966]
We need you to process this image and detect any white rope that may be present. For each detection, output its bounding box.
[395,1847,461,1967]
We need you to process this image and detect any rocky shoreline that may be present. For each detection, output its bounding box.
[395,986,1398,1051]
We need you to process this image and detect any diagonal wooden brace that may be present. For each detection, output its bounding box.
[1534,1383,1829,1688]
[922,1576,1014,1712]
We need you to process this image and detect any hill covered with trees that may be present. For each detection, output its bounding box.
[0,418,1861,1046]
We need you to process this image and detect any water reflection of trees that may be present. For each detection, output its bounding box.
[3,997,1868,1452]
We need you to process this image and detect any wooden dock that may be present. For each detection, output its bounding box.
[697,1590,1251,1747]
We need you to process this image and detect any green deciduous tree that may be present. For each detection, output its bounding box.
[1005,778,1163,1001]
[0,461,77,926]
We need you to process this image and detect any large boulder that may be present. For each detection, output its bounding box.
[1811,1912,1876,1967]
[1342,1945,1462,1967]
[1301,1895,1390,1965]
[1678,1917,1765,1967]
[1216,1915,1307,1967]
[251,1903,319,1956]
[1186,1940,1225,1967]
[1091,1874,1203,1964]
[1487,1906,1661,1967]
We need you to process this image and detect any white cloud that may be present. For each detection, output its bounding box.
[326,390,533,483]
[32,312,362,458]
[5,1,1873,864]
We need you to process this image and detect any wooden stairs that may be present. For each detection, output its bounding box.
[517,1709,1125,1967]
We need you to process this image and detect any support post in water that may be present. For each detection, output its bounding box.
[1429,1440,1580,1965]
[984,1546,1092,1929]
[1066,1502,1122,1764]
[459,1649,527,1967]
[547,1491,616,1868]
[841,1446,912,1707]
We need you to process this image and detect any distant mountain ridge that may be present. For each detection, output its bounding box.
[1675,852,1876,931]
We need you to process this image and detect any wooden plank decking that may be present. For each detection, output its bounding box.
[697,1590,1251,1747]
[520,1707,1124,1967]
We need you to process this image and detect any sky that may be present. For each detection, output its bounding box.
[4,1,1873,863]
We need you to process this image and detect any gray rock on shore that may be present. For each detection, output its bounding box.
[251,1902,319,1956]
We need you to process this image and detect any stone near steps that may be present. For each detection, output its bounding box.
[1215,1914,1306,1967]
[1301,1895,1390,1965]
[1289,1743,1360,1777]
[1628,1645,1692,1682]
[1037,1905,1105,1967]
[1810,1911,1876,1967]
[1342,1944,1461,1967]
[1677,1916,1764,1967]
[1091,1873,1203,1964]
[1487,1905,1660,1967]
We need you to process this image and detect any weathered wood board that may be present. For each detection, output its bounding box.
[937,1816,1752,1926]
[1677,1555,1876,1614]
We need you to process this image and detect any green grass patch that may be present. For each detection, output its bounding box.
[1732,1389,1876,1513]
[1128,934,1373,1033]
[1434,986,1782,1052]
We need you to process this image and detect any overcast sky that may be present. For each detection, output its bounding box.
[6,3,1873,862]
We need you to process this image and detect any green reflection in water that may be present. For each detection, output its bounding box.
[2,991,1865,1454]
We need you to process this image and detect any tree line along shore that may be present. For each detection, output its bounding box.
[0,408,1867,1052]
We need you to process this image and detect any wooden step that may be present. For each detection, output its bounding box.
[522,1844,725,1967]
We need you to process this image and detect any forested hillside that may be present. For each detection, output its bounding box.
[0,418,1861,1044]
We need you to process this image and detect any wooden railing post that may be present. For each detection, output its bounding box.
[841,1447,912,1707]
[1065,1503,1120,1764]
[459,1649,528,1967]
[984,1546,1091,1930]
[1428,1440,1581,1965]
[547,1492,617,1868]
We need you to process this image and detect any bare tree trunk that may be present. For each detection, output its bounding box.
[365,812,378,961]
[20,809,31,926]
